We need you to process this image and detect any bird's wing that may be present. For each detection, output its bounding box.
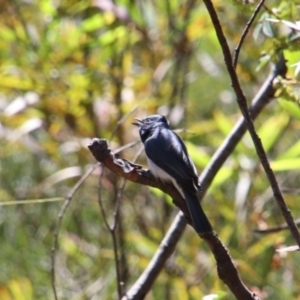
[144,127,198,190]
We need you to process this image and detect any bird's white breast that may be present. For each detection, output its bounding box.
[147,158,184,197]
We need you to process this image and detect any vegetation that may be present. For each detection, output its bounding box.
[0,0,300,299]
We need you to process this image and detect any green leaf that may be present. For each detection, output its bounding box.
[185,141,211,168]
[256,54,271,72]
[253,21,263,41]
[0,76,33,90]
[149,187,172,205]
[209,166,233,191]
[0,197,64,206]
[257,113,289,152]
[283,49,300,67]
[262,19,274,37]
[278,99,300,120]
[278,140,300,159]
[40,0,57,16]
[203,291,227,300]
[213,110,233,136]
[8,278,32,300]
[98,26,127,45]
[81,15,105,32]
[271,158,300,171]
[0,25,16,41]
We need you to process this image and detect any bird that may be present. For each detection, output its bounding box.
[133,114,212,234]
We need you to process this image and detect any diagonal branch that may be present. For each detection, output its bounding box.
[202,0,300,248]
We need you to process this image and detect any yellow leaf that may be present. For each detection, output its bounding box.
[8,278,32,300]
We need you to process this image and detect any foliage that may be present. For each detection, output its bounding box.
[0,0,300,299]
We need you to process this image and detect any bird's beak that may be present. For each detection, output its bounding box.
[132,118,143,127]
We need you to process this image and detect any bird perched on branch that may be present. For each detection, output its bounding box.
[133,114,212,234]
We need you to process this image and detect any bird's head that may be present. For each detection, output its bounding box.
[132,114,169,128]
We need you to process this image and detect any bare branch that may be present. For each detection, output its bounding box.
[233,0,265,69]
[202,0,300,247]
[97,168,124,299]
[254,218,300,234]
[109,106,140,143]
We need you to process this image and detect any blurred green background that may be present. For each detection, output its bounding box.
[1,0,300,299]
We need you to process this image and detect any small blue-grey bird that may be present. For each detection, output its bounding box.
[133,114,212,234]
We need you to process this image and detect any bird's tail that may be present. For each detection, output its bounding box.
[183,191,212,234]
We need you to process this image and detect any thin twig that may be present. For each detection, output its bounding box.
[112,179,127,298]
[263,4,281,20]
[233,0,265,69]
[203,0,300,247]
[281,187,300,195]
[97,169,123,299]
[166,0,196,108]
[51,163,100,300]
[97,142,145,298]
[114,140,141,153]
[109,106,140,143]
[117,146,145,294]
[254,218,300,234]
[112,226,123,299]
[97,168,110,229]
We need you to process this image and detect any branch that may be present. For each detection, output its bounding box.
[254,218,300,234]
[97,166,125,298]
[202,0,300,248]
[88,139,260,300]
[233,0,265,68]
